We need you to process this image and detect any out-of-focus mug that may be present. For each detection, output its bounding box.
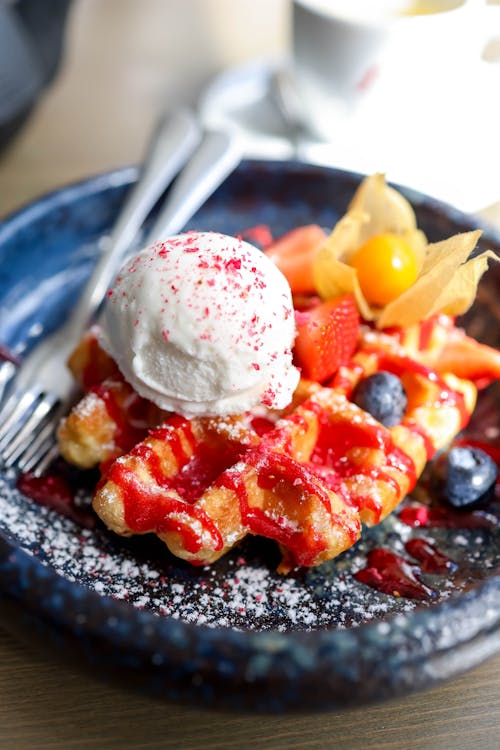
[291,0,498,140]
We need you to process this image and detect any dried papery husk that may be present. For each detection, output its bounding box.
[313,174,498,328]
[377,232,497,328]
[350,172,417,231]
[313,210,375,320]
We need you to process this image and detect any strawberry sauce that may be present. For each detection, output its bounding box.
[306,404,416,522]
[378,352,469,429]
[354,547,437,600]
[92,383,149,451]
[405,537,457,574]
[399,503,499,530]
[104,417,237,556]
[80,335,120,388]
[17,471,96,529]
[218,446,359,567]
[107,459,223,555]
[332,350,469,459]
[354,538,457,600]
[0,344,20,365]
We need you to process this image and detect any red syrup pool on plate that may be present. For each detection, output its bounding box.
[0,344,20,365]
[13,424,500,605]
[355,438,500,600]
[399,438,500,531]
[353,540,457,601]
[354,548,436,600]
[405,537,457,574]
[17,469,97,529]
[399,503,499,530]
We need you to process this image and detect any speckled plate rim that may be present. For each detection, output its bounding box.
[0,162,499,713]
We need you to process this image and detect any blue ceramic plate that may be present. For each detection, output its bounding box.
[0,162,499,712]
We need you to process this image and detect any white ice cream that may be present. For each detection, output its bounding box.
[100,232,300,417]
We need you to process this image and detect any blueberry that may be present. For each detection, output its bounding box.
[445,446,498,508]
[352,371,407,427]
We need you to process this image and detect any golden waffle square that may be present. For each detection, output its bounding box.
[58,318,482,572]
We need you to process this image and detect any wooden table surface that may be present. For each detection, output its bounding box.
[0,2,499,748]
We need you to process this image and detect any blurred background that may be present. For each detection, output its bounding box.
[0,0,499,218]
[0,0,287,215]
[0,0,288,216]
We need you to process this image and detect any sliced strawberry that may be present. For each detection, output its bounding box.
[292,294,322,312]
[293,295,360,382]
[241,224,274,249]
[265,224,328,294]
[436,332,500,388]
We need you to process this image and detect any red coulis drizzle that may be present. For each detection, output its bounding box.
[80,335,120,388]
[250,416,276,436]
[92,383,150,451]
[377,352,469,429]
[108,460,222,556]
[404,421,435,460]
[0,344,20,365]
[107,417,251,558]
[306,403,416,523]
[399,503,499,530]
[405,538,457,574]
[332,349,469,461]
[354,547,437,600]
[148,415,196,469]
[217,446,359,567]
[354,538,458,600]
[17,471,96,529]
[418,315,438,351]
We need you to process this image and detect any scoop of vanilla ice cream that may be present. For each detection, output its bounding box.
[100,232,300,416]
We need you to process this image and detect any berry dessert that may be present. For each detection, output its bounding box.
[57,174,500,573]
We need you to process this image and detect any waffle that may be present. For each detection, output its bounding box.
[58,317,481,571]
[59,328,167,469]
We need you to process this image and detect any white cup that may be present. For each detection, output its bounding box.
[291,0,499,140]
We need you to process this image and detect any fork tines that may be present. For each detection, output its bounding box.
[0,387,62,474]
[0,360,16,404]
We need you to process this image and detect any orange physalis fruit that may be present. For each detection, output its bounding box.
[351,232,419,307]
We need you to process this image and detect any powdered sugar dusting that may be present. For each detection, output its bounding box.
[1,470,497,632]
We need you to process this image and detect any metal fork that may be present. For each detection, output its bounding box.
[0,115,241,476]
[0,108,199,388]
[0,359,16,404]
